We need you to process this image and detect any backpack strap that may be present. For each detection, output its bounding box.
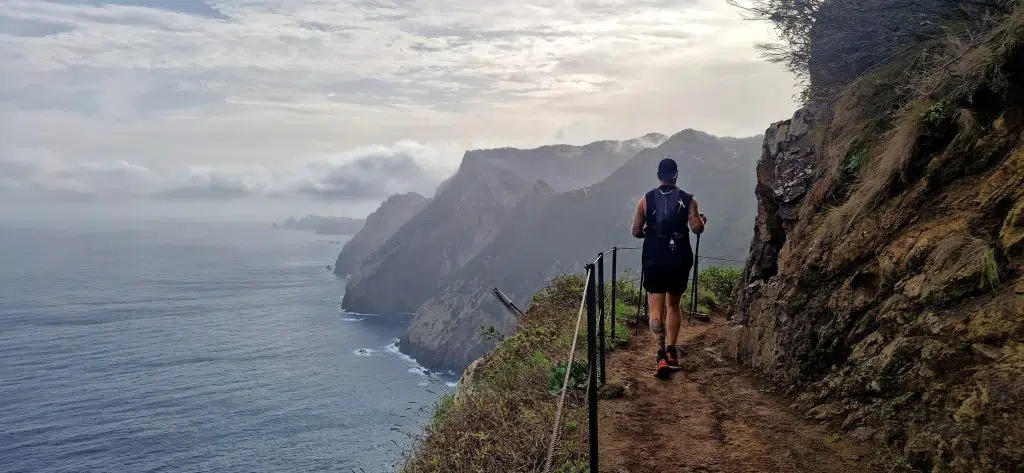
[652,187,683,239]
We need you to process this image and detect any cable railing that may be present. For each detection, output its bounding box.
[539,247,644,473]
[541,245,744,472]
[541,264,591,473]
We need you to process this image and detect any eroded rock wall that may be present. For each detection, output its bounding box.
[726,103,1024,472]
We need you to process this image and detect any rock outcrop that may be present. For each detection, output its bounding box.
[726,71,1024,472]
[341,135,665,315]
[732,107,820,324]
[333,192,429,277]
[276,214,364,235]
[403,129,763,372]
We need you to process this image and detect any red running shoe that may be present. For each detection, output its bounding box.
[665,348,679,367]
[655,357,672,380]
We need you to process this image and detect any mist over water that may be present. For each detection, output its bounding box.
[0,198,380,226]
[0,218,454,473]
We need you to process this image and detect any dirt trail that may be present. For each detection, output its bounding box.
[598,317,882,473]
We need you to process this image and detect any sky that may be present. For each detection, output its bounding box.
[0,0,799,219]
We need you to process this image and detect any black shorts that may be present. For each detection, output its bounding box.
[643,265,690,296]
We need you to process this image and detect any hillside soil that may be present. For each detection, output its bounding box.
[598,317,885,473]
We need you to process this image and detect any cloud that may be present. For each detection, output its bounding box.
[0,0,800,201]
[0,141,462,201]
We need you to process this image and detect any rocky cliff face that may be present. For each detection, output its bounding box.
[333,192,428,277]
[402,129,763,372]
[726,80,1023,472]
[340,135,664,315]
[341,162,553,314]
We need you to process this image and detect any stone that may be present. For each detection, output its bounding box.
[453,357,484,406]
[849,426,876,441]
[598,383,626,400]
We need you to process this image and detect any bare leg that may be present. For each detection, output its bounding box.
[648,292,666,351]
[665,293,683,347]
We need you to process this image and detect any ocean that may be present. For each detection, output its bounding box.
[0,220,454,473]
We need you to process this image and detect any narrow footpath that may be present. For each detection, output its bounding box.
[597,317,883,473]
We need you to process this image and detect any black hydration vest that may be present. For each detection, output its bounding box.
[641,185,694,269]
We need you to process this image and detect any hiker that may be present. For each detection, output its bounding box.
[630,158,706,379]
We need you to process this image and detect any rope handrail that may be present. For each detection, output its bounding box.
[542,265,592,473]
[700,256,747,263]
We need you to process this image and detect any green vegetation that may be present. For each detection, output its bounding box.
[548,361,587,395]
[477,325,506,342]
[697,266,744,304]
[841,142,869,178]
[921,101,946,128]
[403,273,642,472]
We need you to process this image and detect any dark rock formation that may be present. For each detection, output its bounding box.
[732,107,819,324]
[333,192,429,276]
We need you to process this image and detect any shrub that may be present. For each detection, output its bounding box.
[698,266,744,303]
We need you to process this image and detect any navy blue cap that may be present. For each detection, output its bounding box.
[657,158,678,181]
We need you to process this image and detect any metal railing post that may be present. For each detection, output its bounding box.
[585,263,599,473]
[635,270,644,330]
[610,247,617,344]
[643,271,649,321]
[597,253,606,386]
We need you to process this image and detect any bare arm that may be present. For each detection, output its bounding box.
[689,197,706,234]
[631,196,646,238]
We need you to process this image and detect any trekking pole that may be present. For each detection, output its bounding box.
[689,214,707,323]
[689,233,700,324]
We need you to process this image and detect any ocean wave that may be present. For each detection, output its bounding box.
[383,339,454,382]
[352,339,457,385]
[339,308,370,322]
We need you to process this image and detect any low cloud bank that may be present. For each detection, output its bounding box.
[0,141,462,202]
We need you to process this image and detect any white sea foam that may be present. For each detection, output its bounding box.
[384,338,455,382]
[352,348,375,357]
